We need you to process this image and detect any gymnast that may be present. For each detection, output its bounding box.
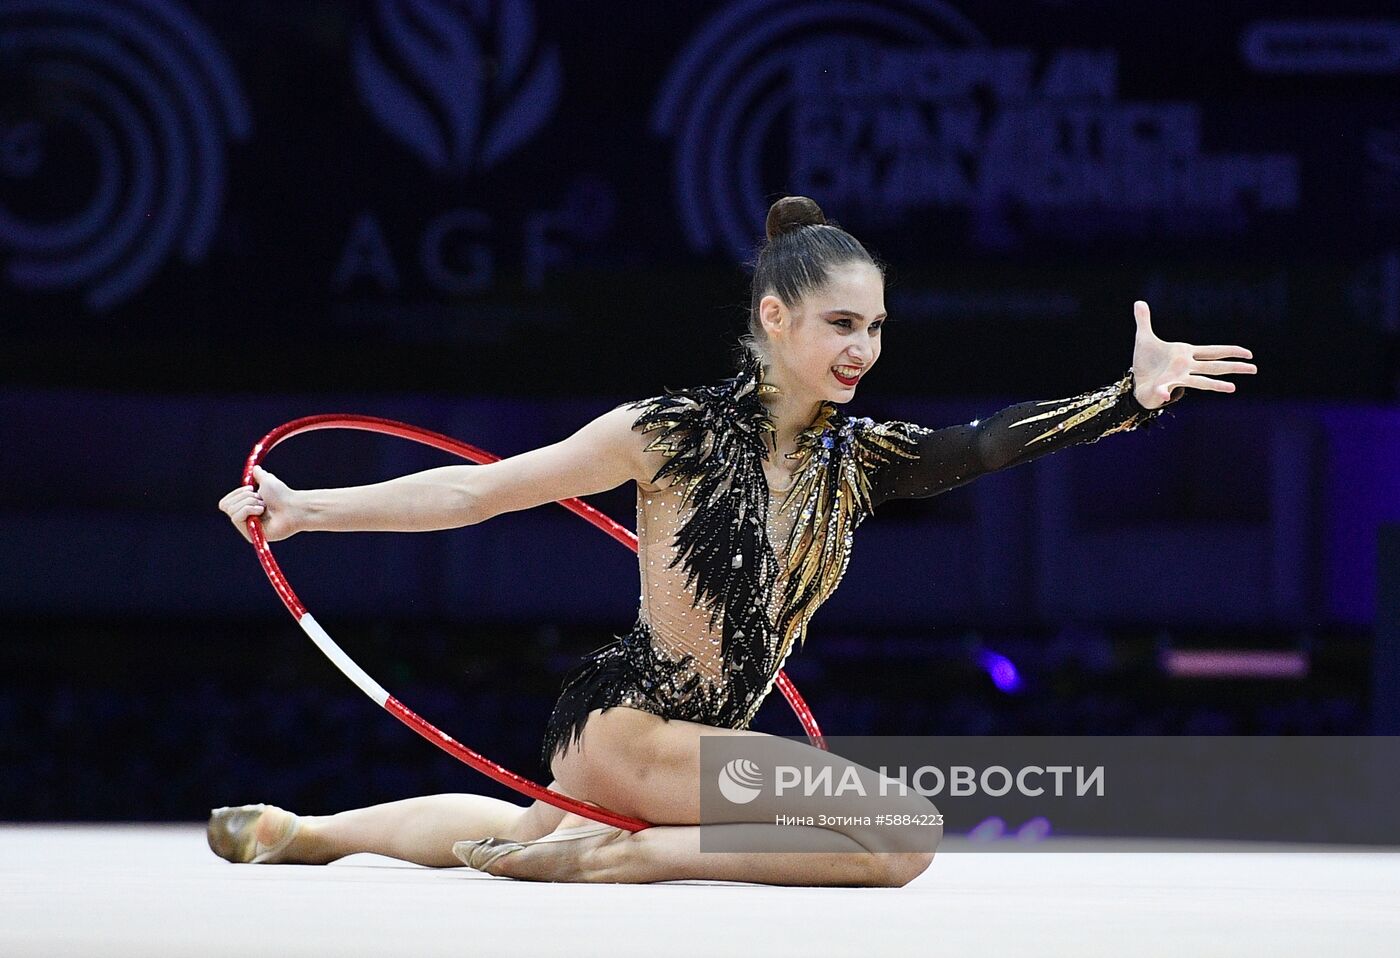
[209,196,1255,885]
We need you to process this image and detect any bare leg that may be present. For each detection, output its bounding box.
[255,792,569,868]
[605,823,933,886]
[601,824,933,886]
[474,708,943,886]
[480,821,933,887]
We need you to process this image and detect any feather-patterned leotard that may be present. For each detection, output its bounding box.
[540,351,1172,767]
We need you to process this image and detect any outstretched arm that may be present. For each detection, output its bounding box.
[220,404,665,541]
[869,300,1256,506]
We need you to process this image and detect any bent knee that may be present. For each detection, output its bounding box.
[872,821,941,887]
[873,849,936,887]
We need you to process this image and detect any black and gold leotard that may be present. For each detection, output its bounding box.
[540,351,1171,766]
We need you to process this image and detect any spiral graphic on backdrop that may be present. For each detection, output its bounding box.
[352,0,562,175]
[0,0,251,311]
[652,0,984,260]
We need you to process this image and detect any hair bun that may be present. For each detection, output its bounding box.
[765,195,826,241]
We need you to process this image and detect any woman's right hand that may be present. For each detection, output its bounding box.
[219,465,302,543]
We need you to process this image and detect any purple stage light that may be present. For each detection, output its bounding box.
[1161,649,1309,679]
[977,649,1023,693]
[1015,817,1052,842]
[968,816,1007,841]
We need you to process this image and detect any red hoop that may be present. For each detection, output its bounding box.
[241,414,825,832]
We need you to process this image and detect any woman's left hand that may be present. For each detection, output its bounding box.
[1130,300,1257,410]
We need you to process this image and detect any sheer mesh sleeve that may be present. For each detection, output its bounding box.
[868,371,1174,507]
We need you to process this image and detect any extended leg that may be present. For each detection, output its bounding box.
[219,791,569,867]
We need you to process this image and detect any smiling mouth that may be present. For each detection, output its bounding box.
[832,365,863,386]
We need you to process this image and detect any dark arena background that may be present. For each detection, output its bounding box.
[2,1,1399,955]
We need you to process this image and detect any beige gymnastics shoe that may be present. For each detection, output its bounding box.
[452,823,620,874]
[207,804,302,864]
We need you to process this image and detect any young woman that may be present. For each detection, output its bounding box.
[210,196,1255,886]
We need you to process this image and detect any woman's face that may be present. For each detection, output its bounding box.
[760,260,886,405]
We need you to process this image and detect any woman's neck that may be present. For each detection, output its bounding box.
[756,361,826,456]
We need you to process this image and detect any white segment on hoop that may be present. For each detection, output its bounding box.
[298,612,390,707]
